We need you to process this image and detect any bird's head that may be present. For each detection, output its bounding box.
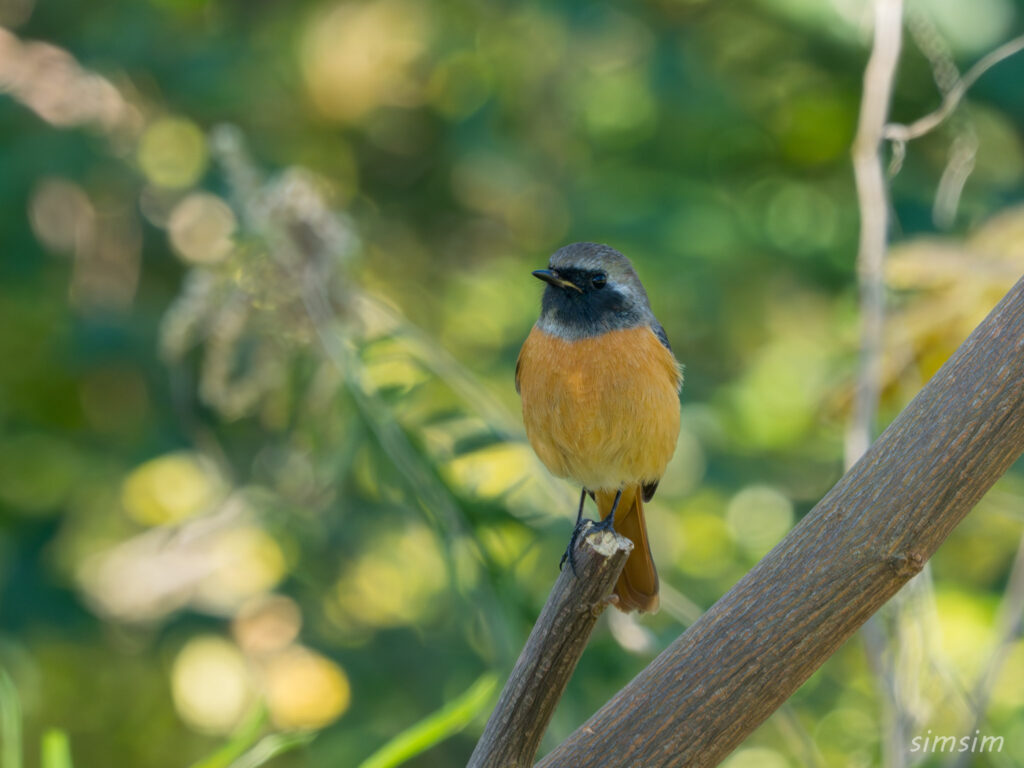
[532,242,654,339]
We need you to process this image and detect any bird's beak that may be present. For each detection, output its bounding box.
[532,269,583,293]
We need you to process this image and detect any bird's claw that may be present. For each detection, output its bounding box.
[559,518,590,576]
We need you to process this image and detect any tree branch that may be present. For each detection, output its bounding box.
[468,524,633,768]
[884,33,1024,143]
[535,275,1024,768]
[848,5,908,765]
[847,0,903,469]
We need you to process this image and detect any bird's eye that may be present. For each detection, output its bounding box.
[591,273,607,289]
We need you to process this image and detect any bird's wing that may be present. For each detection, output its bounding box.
[642,480,659,502]
[651,319,672,352]
[650,321,683,394]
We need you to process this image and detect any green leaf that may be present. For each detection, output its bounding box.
[356,672,498,768]
[190,707,267,768]
[0,669,22,768]
[40,729,72,768]
[226,732,315,768]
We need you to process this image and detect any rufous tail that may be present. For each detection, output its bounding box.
[596,486,659,613]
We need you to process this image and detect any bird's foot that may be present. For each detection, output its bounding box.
[559,517,592,577]
[559,512,619,575]
[588,514,617,534]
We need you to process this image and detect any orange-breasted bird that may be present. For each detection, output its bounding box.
[516,242,682,613]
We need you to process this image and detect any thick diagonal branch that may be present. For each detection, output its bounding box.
[536,275,1024,768]
[468,524,632,768]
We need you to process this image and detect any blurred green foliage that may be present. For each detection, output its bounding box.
[2,0,1024,766]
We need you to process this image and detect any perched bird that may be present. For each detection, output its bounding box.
[516,242,682,613]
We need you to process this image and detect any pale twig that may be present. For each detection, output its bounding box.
[847,0,903,469]
[949,532,1024,768]
[848,4,905,766]
[906,7,960,94]
[902,8,978,227]
[884,34,1024,143]
[932,131,977,229]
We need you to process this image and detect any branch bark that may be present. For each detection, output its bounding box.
[535,275,1024,768]
[468,524,633,768]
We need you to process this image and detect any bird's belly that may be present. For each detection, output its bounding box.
[518,326,681,491]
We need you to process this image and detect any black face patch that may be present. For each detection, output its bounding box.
[549,267,606,292]
[540,268,644,336]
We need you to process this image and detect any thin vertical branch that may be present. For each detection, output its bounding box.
[846,0,903,469]
[949,532,1024,768]
[848,3,905,766]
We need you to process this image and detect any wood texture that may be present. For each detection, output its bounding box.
[468,523,633,768]
[536,277,1024,768]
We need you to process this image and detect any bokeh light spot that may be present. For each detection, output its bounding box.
[172,636,253,735]
[233,594,303,656]
[195,525,288,612]
[446,443,534,499]
[301,0,430,122]
[576,68,656,141]
[726,485,794,559]
[137,117,207,189]
[727,338,829,449]
[911,0,1015,55]
[28,177,93,254]
[772,92,853,166]
[335,524,447,629]
[121,451,224,526]
[676,509,734,578]
[168,193,237,264]
[262,646,350,730]
[934,589,997,681]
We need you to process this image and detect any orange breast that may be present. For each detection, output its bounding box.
[516,325,682,491]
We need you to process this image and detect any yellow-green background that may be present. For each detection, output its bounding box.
[1,0,1024,766]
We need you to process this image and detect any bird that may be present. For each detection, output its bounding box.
[515,242,682,613]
